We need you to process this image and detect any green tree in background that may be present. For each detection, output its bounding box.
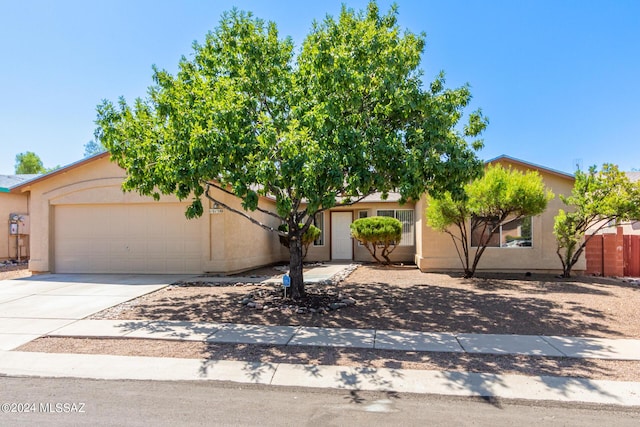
[15,151,46,174]
[83,140,106,157]
[426,164,553,278]
[554,164,640,277]
[95,2,487,299]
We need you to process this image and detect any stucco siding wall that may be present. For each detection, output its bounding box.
[23,156,285,274]
[204,186,285,274]
[305,202,416,263]
[416,159,585,274]
[0,193,29,260]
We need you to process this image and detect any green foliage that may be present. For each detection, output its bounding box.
[426,164,554,277]
[554,164,640,277]
[15,151,46,174]
[350,216,402,264]
[95,2,487,297]
[425,192,467,233]
[14,152,60,174]
[277,222,321,259]
[466,163,552,219]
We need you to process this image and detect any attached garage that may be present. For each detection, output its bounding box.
[11,154,284,274]
[53,203,202,274]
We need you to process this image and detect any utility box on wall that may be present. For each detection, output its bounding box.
[9,214,30,235]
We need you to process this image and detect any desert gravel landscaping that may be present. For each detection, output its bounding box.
[17,264,640,381]
[89,264,640,338]
[0,262,30,281]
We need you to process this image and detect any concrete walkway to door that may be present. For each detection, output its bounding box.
[0,274,190,351]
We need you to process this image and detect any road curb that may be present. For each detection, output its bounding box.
[1,350,639,407]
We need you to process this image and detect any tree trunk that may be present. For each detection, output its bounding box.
[288,234,305,299]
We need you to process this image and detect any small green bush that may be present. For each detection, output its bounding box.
[350,216,402,264]
[278,223,321,259]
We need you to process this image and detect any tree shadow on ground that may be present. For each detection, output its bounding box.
[120,283,621,339]
[197,342,631,407]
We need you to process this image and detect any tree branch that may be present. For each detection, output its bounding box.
[204,184,286,236]
[204,180,284,222]
[330,192,374,208]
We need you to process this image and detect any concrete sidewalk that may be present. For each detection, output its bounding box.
[41,319,640,360]
[1,350,639,406]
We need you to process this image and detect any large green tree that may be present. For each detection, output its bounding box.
[15,151,46,174]
[95,3,487,298]
[426,164,553,278]
[554,164,640,278]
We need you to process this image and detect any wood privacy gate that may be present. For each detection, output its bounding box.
[585,227,640,277]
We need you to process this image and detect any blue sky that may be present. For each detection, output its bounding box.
[1,0,638,175]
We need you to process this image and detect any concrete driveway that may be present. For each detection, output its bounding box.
[0,274,191,351]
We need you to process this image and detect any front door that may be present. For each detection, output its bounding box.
[331,211,353,260]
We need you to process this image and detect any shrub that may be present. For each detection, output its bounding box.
[278,223,321,259]
[350,216,402,264]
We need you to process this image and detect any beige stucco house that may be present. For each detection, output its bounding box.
[10,153,581,275]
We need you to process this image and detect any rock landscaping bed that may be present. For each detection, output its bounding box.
[0,260,30,281]
[84,264,640,338]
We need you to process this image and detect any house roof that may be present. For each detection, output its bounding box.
[0,174,41,192]
[9,152,110,193]
[626,172,640,183]
[10,151,581,197]
[486,155,575,180]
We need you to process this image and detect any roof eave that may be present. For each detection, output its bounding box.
[9,151,111,193]
[486,154,575,180]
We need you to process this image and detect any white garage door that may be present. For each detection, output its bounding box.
[54,204,202,273]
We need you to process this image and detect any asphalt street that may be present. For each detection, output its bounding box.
[1,377,639,426]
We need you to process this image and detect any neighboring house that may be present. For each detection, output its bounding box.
[0,174,38,260]
[10,153,582,275]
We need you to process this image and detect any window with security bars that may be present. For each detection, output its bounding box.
[356,210,369,245]
[376,209,415,246]
[313,212,324,246]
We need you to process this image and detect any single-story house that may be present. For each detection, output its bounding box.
[1,174,38,260]
[9,153,584,275]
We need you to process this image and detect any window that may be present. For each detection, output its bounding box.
[471,216,532,248]
[356,210,369,245]
[313,212,324,246]
[376,209,415,246]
